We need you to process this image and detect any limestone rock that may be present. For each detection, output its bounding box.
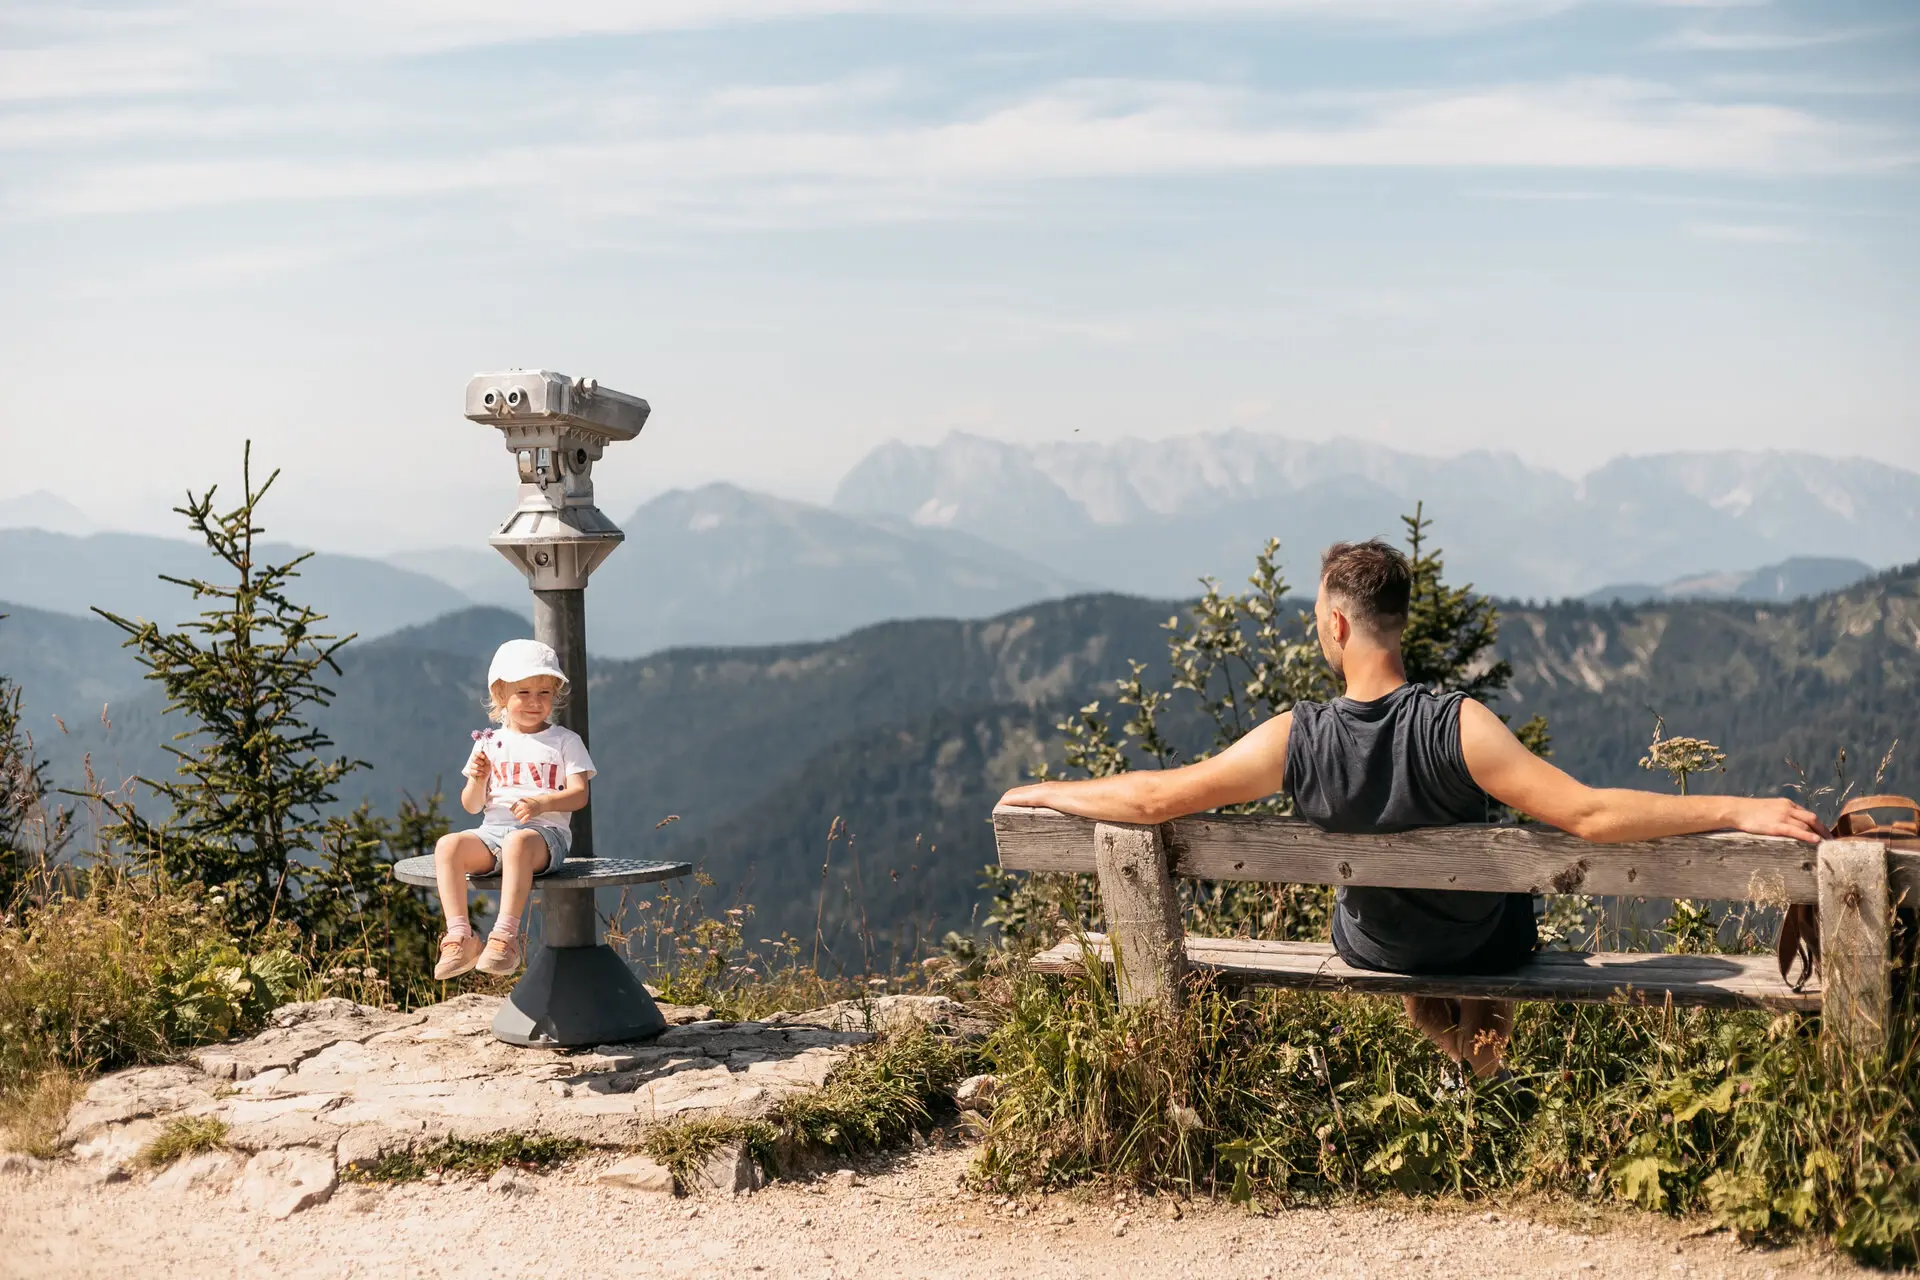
[598,1154,676,1194]
[72,1118,161,1181]
[0,1153,44,1176]
[233,1147,337,1219]
[767,995,988,1039]
[688,1140,760,1196]
[486,1166,528,1195]
[149,1150,240,1195]
[954,1074,998,1111]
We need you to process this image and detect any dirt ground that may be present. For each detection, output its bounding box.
[1,1143,1869,1280]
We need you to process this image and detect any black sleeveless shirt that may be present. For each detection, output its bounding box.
[1285,683,1534,974]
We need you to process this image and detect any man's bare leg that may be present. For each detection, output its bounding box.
[1455,998,1513,1078]
[1403,996,1514,1078]
[1403,995,1464,1061]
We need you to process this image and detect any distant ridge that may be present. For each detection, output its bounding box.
[1585,557,1877,606]
[832,433,1920,601]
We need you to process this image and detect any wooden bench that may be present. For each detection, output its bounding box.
[992,805,1920,1055]
[395,854,689,1048]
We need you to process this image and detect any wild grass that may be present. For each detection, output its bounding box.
[343,1133,587,1183]
[644,1022,981,1185]
[135,1116,229,1169]
[975,963,1920,1266]
[609,873,939,1022]
[0,1066,82,1158]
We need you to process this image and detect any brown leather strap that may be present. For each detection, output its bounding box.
[1777,902,1820,990]
[1834,794,1920,839]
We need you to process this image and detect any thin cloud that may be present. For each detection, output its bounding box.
[10,77,1902,222]
[1686,220,1808,243]
[1660,23,1894,52]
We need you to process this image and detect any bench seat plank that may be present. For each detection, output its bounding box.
[1029,933,1820,1012]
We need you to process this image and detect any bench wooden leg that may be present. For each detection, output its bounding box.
[1818,838,1890,1059]
[1093,822,1187,1011]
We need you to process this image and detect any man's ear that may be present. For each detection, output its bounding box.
[1325,604,1349,646]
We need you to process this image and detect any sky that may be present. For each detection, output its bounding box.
[2,0,1916,554]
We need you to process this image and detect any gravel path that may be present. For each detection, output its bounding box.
[1,1145,1863,1280]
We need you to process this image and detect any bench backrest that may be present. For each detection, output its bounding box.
[992,804,1920,906]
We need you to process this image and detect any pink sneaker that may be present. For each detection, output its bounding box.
[476,932,524,976]
[434,934,484,981]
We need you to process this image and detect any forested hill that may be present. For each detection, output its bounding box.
[11,564,1918,953]
[1497,562,1920,799]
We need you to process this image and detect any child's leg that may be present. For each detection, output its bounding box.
[434,832,496,938]
[489,828,551,942]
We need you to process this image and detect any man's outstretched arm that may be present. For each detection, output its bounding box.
[998,712,1293,826]
[1457,699,1826,844]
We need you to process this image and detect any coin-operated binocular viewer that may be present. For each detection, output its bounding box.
[465,370,651,593]
[392,369,690,1048]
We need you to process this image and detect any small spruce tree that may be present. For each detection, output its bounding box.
[91,445,440,996]
[93,446,359,932]
[0,635,71,903]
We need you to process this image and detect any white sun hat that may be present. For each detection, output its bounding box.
[487,638,569,691]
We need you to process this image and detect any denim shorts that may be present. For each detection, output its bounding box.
[471,822,571,876]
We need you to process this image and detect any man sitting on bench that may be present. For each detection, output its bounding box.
[998,538,1827,1079]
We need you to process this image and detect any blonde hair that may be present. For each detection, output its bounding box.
[484,675,569,725]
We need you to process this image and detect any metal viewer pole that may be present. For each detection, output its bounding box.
[442,368,685,1047]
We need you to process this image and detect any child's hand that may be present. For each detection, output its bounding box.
[511,796,543,822]
[466,749,491,781]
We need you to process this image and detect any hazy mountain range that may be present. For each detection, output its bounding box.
[832,433,1920,602]
[1,437,1910,660]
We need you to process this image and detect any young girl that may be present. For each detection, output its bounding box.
[432,638,597,980]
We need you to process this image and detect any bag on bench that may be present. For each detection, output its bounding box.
[1777,794,1920,992]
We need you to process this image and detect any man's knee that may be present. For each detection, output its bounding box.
[1404,995,1460,1036]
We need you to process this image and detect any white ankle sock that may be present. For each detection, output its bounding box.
[491,913,521,941]
[445,918,472,942]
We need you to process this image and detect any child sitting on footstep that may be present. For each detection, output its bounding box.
[432,638,597,980]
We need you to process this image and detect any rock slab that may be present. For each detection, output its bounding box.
[234,1147,337,1219]
[598,1154,677,1194]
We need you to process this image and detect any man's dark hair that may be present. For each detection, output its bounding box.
[1320,539,1411,632]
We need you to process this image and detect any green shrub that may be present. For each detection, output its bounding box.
[976,966,1920,1265]
[0,867,304,1100]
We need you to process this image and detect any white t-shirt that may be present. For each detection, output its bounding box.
[467,724,597,833]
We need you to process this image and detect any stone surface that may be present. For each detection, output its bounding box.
[149,1150,240,1195]
[71,1117,162,1181]
[233,1147,337,1219]
[487,1166,529,1195]
[597,1154,676,1194]
[689,1140,759,1196]
[954,1074,998,1110]
[0,1152,45,1176]
[767,995,988,1039]
[46,993,967,1180]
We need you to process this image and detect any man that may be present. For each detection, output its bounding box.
[999,539,1826,1079]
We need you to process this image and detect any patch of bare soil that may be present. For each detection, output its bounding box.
[0,1144,1863,1280]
